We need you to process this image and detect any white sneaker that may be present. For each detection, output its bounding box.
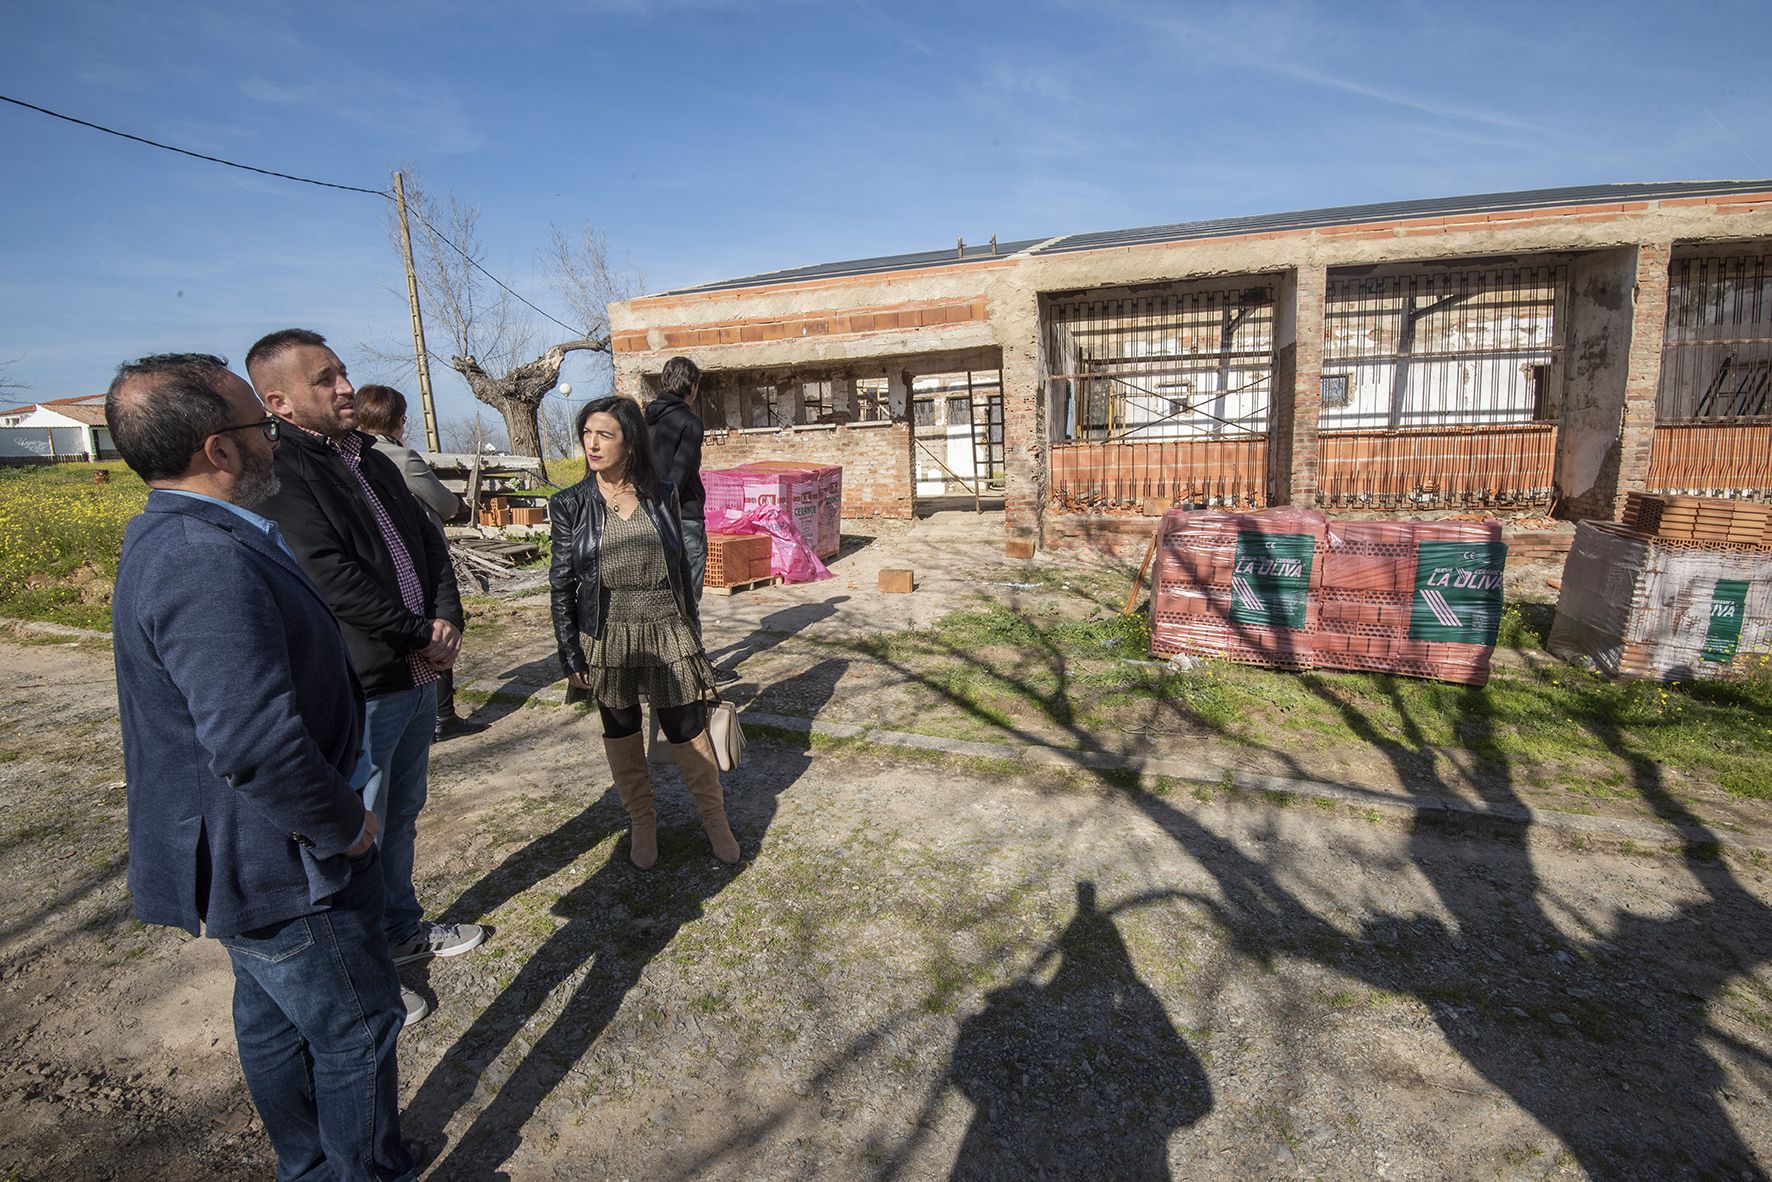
[390,921,486,966]
[401,987,430,1028]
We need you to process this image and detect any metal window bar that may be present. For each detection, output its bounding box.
[1044,285,1276,442]
[1321,265,1567,430]
[1658,250,1772,423]
[1648,248,1772,497]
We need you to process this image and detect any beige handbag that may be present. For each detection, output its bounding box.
[708,698,746,772]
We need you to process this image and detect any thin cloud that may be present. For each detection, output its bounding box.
[236,73,483,156]
[1104,1,1554,138]
[850,0,938,58]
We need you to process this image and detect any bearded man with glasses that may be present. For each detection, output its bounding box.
[105,353,419,1180]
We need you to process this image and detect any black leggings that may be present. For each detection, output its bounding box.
[599,701,706,744]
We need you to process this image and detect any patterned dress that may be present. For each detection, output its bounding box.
[583,505,717,710]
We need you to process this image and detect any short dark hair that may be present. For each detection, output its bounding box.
[659,356,701,400]
[105,353,235,481]
[574,395,658,497]
[354,384,407,436]
[244,327,327,388]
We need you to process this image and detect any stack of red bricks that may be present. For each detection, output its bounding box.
[1316,520,1505,686]
[704,532,773,588]
[1150,509,1507,686]
[1149,508,1324,670]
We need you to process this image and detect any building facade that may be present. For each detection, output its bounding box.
[609,181,1772,554]
[0,395,115,462]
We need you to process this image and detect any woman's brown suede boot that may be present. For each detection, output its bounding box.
[671,729,741,864]
[603,732,657,869]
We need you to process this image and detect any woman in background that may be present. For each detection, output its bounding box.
[548,396,737,868]
[356,384,481,741]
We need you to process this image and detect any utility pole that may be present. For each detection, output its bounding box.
[393,171,441,453]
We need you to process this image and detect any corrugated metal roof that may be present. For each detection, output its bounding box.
[648,180,1771,298]
[1032,179,1772,256]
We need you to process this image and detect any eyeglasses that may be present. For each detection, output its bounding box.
[206,416,281,444]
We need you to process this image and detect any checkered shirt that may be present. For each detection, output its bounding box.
[301,425,437,689]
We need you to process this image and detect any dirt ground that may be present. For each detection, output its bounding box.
[2,512,1769,1180]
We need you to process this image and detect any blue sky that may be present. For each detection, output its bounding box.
[4,0,1770,427]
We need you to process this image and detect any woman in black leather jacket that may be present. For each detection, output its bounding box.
[548,396,737,868]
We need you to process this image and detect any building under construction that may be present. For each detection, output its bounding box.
[608,180,1772,554]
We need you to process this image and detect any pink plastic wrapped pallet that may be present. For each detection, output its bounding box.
[703,465,841,559]
[738,462,842,558]
[705,504,831,584]
[1151,508,1327,666]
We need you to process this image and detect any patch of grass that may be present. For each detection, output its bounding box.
[0,463,148,628]
[1496,601,1555,650]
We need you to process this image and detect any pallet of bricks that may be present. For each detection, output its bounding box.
[703,531,774,592]
[477,495,545,528]
[1150,509,1506,686]
[1548,494,1771,680]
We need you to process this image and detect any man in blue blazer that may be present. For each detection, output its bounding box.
[107,353,415,1181]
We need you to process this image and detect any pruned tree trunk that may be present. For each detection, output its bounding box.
[451,338,602,484]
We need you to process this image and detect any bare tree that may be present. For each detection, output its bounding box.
[440,413,509,455]
[0,358,29,403]
[390,174,641,480]
[538,397,580,462]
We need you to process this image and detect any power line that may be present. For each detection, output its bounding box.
[1,92,593,341]
[0,93,388,195]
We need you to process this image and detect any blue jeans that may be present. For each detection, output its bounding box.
[220,848,412,1182]
[361,681,437,945]
[681,516,707,603]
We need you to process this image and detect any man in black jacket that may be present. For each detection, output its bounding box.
[644,355,708,599]
[247,328,483,1022]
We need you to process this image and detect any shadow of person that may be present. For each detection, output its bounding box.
[948,882,1211,1181]
[463,654,569,726]
[706,595,850,676]
[405,657,850,1178]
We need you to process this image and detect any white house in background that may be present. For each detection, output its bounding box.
[0,394,115,460]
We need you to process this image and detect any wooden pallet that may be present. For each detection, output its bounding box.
[705,574,783,596]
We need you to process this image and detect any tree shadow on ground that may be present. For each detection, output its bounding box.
[704,596,848,676]
[849,630,1772,1179]
[946,881,1210,1181]
[404,658,849,1179]
[461,655,568,726]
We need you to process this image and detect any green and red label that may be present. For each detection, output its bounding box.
[1701,579,1750,663]
[1409,541,1507,645]
[1229,532,1316,629]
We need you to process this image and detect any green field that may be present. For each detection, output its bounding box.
[0,462,147,629]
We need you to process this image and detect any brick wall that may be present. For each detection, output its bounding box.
[1043,512,1161,561]
[613,297,990,354]
[1285,265,1327,507]
[1613,242,1672,520]
[702,421,914,519]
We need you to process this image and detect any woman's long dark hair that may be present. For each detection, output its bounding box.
[574,395,659,498]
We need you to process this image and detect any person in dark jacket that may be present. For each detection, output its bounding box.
[643,356,708,600]
[549,394,738,868]
[355,383,482,742]
[106,353,416,1181]
[247,329,483,1019]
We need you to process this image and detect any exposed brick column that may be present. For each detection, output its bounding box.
[1279,264,1327,508]
[611,347,647,402]
[1613,242,1672,520]
[997,291,1045,551]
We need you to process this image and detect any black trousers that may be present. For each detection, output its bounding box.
[600,701,705,743]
